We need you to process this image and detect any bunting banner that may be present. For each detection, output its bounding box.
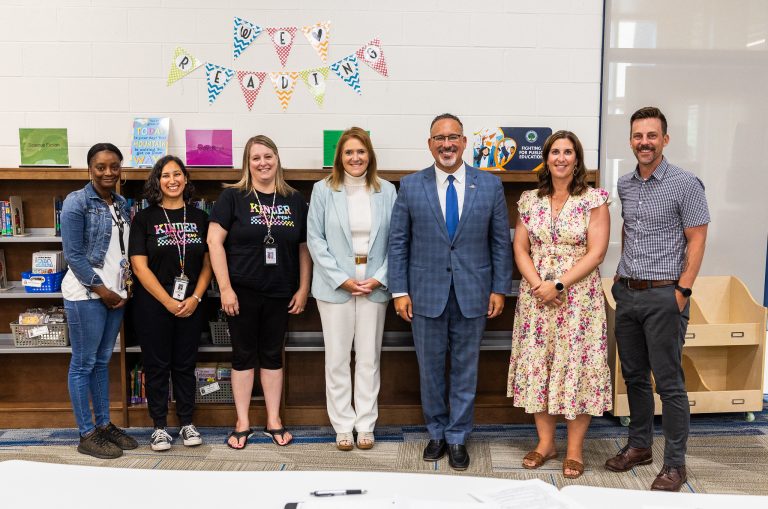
[233,17,262,59]
[205,63,234,104]
[270,72,299,111]
[167,46,202,86]
[236,71,267,111]
[301,21,331,63]
[356,38,389,77]
[330,55,362,95]
[266,27,297,67]
[300,67,330,107]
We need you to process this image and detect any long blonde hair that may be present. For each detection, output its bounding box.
[327,127,380,192]
[225,135,297,196]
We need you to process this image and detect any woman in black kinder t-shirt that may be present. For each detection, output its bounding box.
[208,135,311,449]
[128,155,212,452]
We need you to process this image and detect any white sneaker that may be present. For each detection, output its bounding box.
[150,428,172,451]
[179,424,203,447]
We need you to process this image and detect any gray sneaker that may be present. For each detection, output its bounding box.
[179,424,203,447]
[150,428,173,451]
[101,422,139,450]
[77,428,123,459]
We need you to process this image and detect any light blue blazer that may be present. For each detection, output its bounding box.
[307,176,397,304]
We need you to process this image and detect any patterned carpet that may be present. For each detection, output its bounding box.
[1,404,767,495]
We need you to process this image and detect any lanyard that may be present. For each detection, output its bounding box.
[109,204,127,258]
[254,190,277,245]
[161,204,187,277]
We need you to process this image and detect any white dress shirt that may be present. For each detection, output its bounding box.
[434,163,466,220]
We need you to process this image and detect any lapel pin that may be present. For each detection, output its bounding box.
[469,184,476,189]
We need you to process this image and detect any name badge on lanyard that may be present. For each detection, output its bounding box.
[255,190,278,266]
[172,275,189,300]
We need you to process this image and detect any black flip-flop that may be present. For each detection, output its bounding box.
[263,427,293,446]
[226,428,253,450]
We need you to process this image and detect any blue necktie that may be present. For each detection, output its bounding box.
[445,175,458,240]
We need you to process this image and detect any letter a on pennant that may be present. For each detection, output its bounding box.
[167,47,203,86]
[355,38,389,77]
[233,17,262,59]
[236,71,267,111]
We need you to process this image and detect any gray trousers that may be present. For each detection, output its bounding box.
[611,281,690,466]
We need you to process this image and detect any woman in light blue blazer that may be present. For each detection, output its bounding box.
[307,127,397,451]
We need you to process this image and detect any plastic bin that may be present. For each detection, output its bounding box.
[21,270,66,293]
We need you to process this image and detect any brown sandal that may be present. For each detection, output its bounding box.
[563,458,585,479]
[522,450,558,469]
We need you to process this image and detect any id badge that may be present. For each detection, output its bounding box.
[117,266,128,291]
[172,277,189,300]
[265,246,278,266]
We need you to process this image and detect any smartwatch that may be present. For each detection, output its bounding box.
[554,279,565,293]
[675,285,692,298]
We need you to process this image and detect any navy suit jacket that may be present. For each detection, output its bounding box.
[388,163,513,318]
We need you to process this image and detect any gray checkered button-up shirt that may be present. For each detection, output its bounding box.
[617,157,710,280]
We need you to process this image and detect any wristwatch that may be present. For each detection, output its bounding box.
[553,279,565,293]
[675,285,692,298]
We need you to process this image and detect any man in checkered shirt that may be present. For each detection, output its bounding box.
[604,107,710,492]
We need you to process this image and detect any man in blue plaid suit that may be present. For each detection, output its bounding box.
[388,113,513,470]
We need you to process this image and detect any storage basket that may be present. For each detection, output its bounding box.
[10,322,69,347]
[21,270,66,293]
[195,379,233,403]
[208,321,231,345]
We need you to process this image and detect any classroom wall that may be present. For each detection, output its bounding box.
[0,0,603,170]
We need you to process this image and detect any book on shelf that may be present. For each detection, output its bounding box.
[9,196,25,236]
[0,249,7,289]
[130,117,170,168]
[18,128,70,167]
[53,196,63,236]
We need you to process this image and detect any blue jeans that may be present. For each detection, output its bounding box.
[65,299,124,436]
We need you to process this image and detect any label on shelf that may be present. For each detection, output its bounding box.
[27,325,49,338]
[198,382,220,396]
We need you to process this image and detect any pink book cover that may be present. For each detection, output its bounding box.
[185,129,233,167]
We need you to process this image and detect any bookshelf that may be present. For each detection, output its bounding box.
[0,166,599,428]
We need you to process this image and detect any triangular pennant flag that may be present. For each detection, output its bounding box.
[270,72,299,111]
[167,47,202,86]
[355,38,389,77]
[233,17,262,59]
[330,55,362,95]
[236,71,267,111]
[300,67,330,108]
[266,27,297,67]
[205,63,234,104]
[301,21,331,63]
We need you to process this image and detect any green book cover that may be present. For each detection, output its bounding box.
[323,130,344,168]
[18,128,70,166]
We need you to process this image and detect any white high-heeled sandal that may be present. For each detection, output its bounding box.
[356,431,375,450]
[336,432,354,451]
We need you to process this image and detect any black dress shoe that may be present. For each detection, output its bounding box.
[447,444,470,471]
[423,439,447,461]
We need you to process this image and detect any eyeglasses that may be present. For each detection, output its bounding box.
[431,134,462,143]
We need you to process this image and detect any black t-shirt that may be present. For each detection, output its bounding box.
[209,187,308,297]
[128,204,209,287]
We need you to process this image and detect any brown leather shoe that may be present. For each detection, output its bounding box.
[604,444,653,472]
[651,465,687,491]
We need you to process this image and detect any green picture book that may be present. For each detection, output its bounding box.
[18,128,70,167]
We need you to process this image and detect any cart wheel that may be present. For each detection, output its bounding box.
[620,416,631,427]
[745,412,755,422]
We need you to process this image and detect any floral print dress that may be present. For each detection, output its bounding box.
[507,187,612,419]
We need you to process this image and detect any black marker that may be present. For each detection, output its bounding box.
[310,489,367,497]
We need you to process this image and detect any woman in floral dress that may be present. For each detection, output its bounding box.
[507,130,611,479]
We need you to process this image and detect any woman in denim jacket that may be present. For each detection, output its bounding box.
[61,143,138,459]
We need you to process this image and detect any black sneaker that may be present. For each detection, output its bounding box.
[179,424,203,447]
[101,422,139,450]
[77,428,123,459]
[150,428,173,451]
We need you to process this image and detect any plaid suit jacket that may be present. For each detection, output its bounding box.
[388,164,513,318]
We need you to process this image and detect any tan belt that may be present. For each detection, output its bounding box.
[354,255,368,265]
[619,277,677,290]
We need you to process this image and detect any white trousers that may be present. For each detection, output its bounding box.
[316,266,387,433]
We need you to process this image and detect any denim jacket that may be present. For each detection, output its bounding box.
[61,182,131,289]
